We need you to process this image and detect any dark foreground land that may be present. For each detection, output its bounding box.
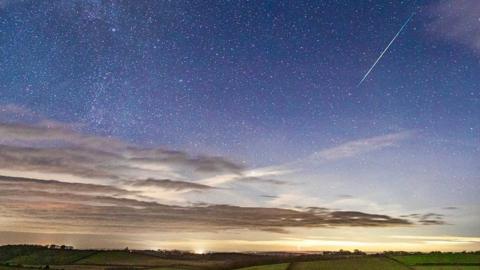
[1,245,479,270]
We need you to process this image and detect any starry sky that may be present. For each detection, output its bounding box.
[0,0,479,252]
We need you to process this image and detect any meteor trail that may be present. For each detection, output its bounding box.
[357,13,415,87]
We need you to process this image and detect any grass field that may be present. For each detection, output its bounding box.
[393,253,480,265]
[0,246,46,262]
[0,249,223,270]
[0,266,28,270]
[148,268,190,270]
[76,251,170,265]
[2,246,479,270]
[414,266,480,270]
[50,266,112,270]
[235,263,289,270]
[75,250,226,269]
[289,256,410,270]
[51,265,189,270]
[6,249,97,265]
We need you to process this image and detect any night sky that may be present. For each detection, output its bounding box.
[0,0,479,251]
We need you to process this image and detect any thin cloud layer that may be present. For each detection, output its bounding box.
[0,122,244,182]
[400,213,446,226]
[237,176,287,186]
[0,175,413,234]
[0,175,130,196]
[124,178,215,191]
[428,0,480,54]
[0,113,444,235]
[0,174,440,234]
[0,122,125,150]
[311,131,413,161]
[0,104,33,116]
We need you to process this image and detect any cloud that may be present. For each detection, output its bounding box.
[124,178,215,191]
[236,177,286,186]
[0,144,124,180]
[0,107,435,236]
[261,195,279,199]
[400,213,446,226]
[199,166,291,186]
[199,132,414,188]
[0,122,244,183]
[0,180,413,234]
[0,122,125,150]
[0,175,131,196]
[126,148,244,174]
[417,213,446,225]
[0,117,256,210]
[391,235,480,243]
[427,0,480,54]
[0,104,34,116]
[310,131,413,161]
[337,194,354,199]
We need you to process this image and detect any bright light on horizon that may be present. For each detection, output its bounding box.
[194,248,206,254]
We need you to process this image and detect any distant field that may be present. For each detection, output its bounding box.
[289,257,409,270]
[148,268,192,270]
[393,253,480,265]
[414,266,480,270]
[76,251,168,265]
[0,266,27,270]
[53,265,189,270]
[2,246,479,270]
[76,250,225,269]
[50,266,110,270]
[235,263,289,270]
[1,249,223,270]
[6,249,97,265]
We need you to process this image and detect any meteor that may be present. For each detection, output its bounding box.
[357,13,415,87]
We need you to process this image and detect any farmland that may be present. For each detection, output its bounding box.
[391,253,480,270]
[0,245,479,270]
[288,257,409,270]
[236,263,289,270]
[392,253,480,265]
